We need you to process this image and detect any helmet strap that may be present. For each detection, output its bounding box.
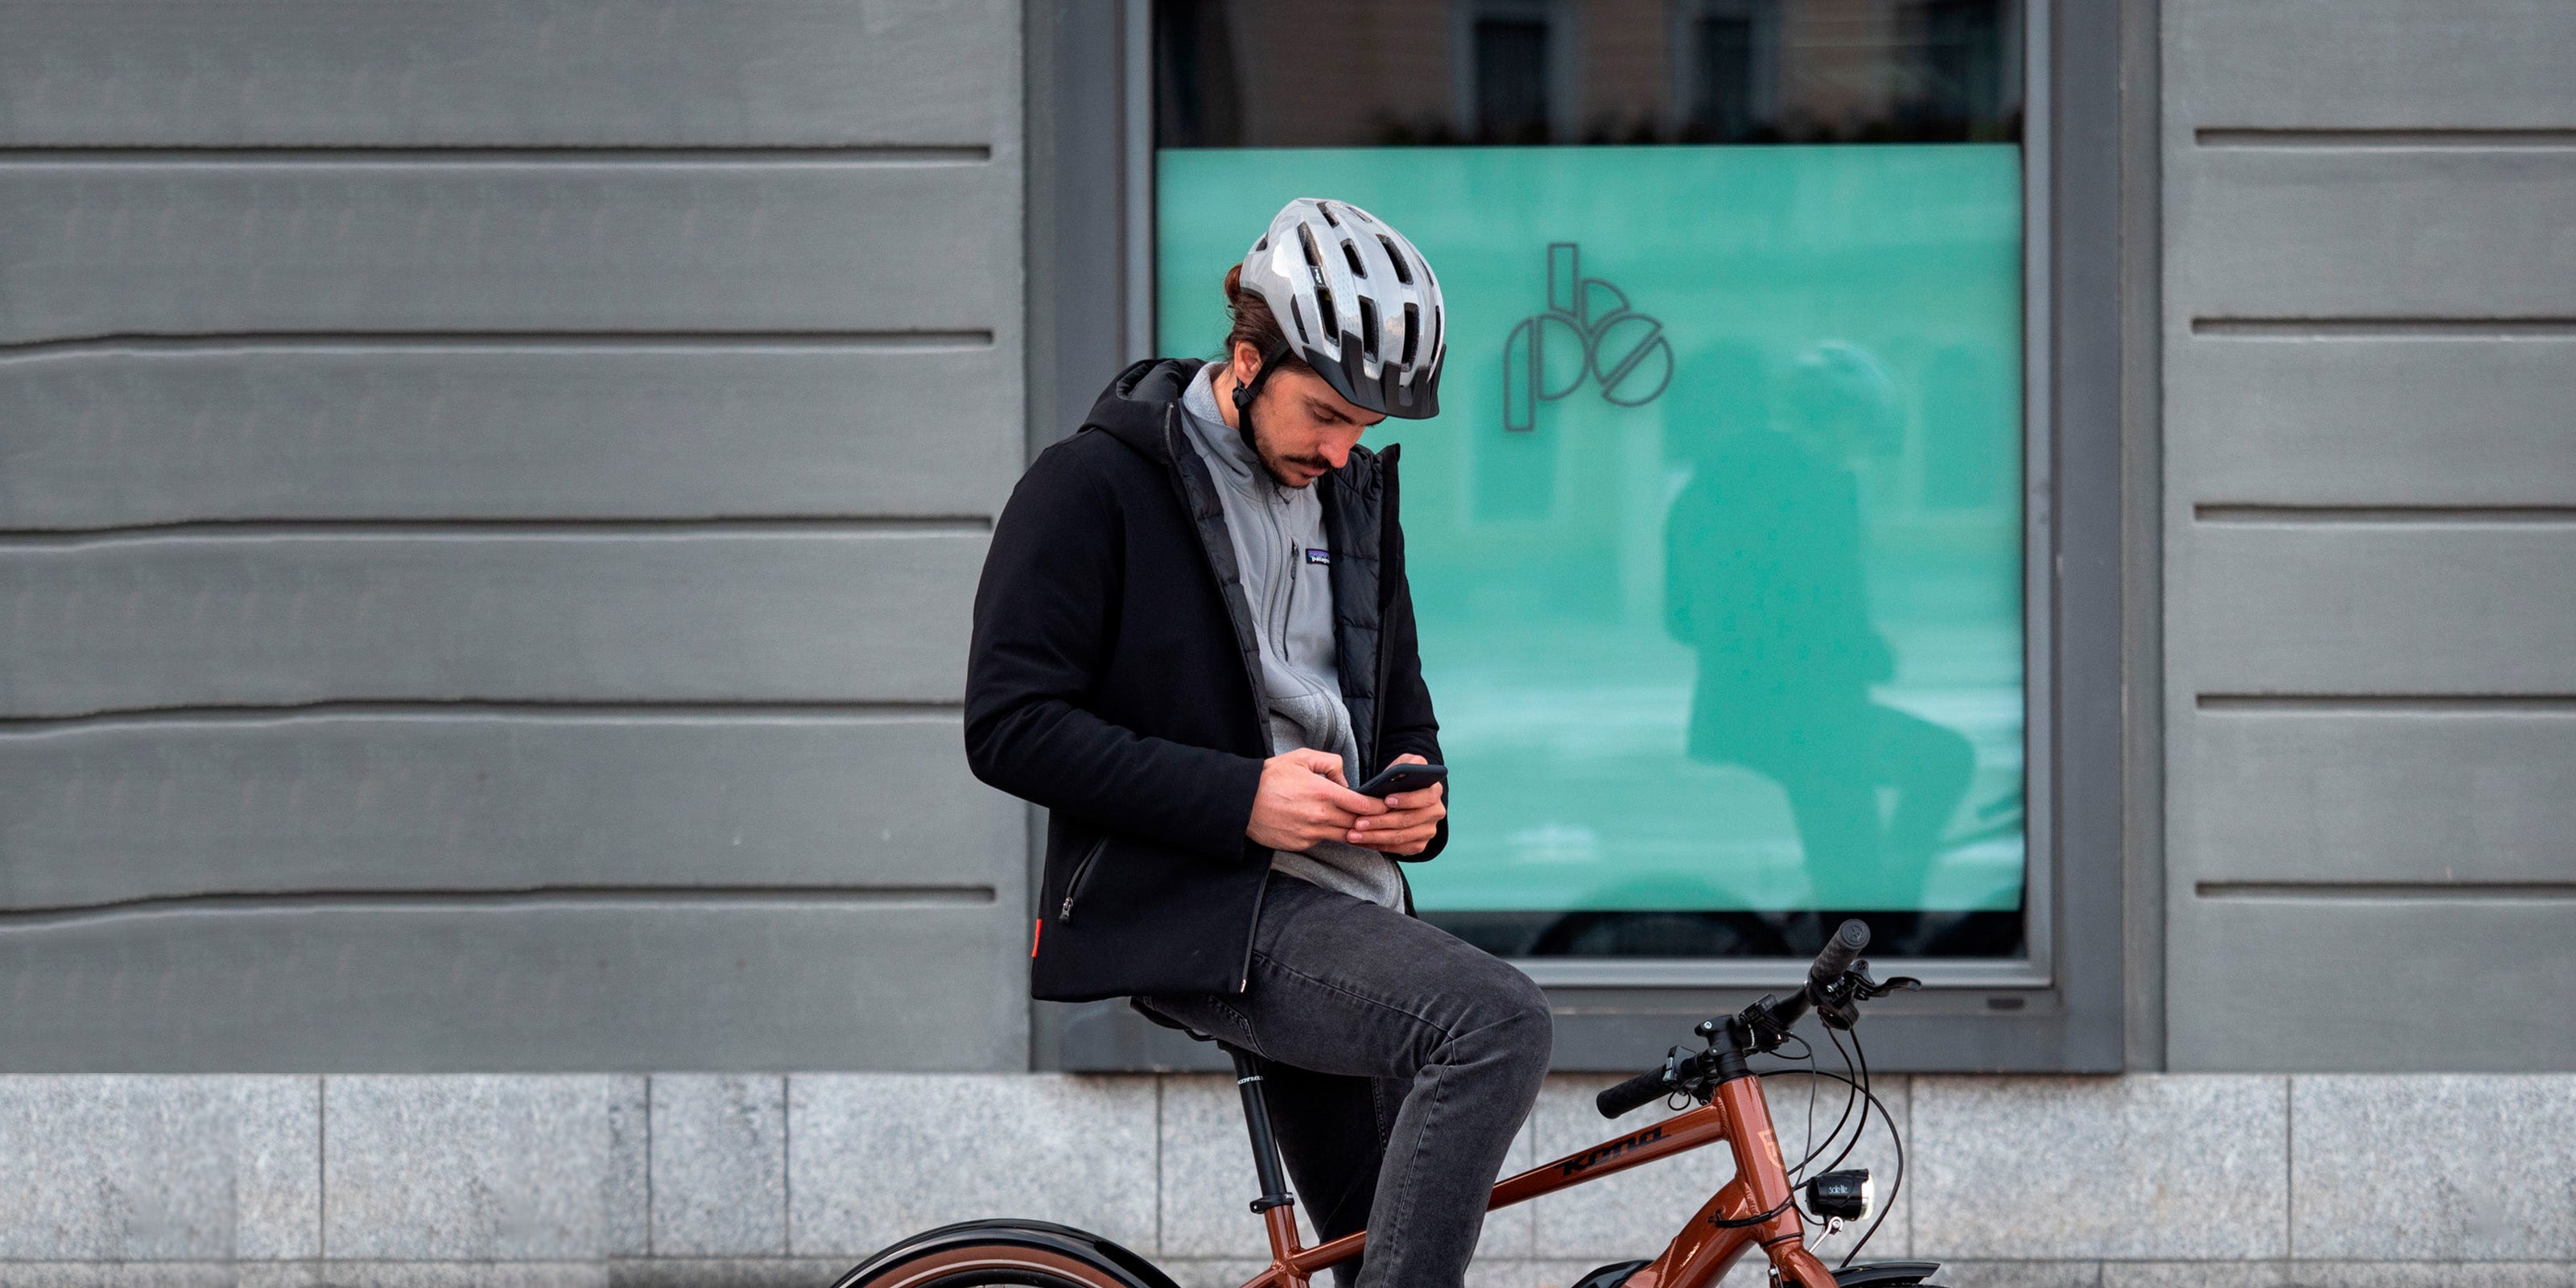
[1228,339,1293,470]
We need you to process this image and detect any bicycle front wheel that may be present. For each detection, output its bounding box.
[846,1241,1128,1288]
[832,1225,1169,1288]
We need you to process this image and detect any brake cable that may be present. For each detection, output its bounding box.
[1818,1024,1871,1176]
[1705,1190,1800,1229]
[1833,1026,1904,1266]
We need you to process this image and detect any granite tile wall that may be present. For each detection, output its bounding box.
[0,1075,2566,1288]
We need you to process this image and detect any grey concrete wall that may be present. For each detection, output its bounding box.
[0,0,1030,1071]
[4,1071,2568,1286]
[2160,0,2576,1069]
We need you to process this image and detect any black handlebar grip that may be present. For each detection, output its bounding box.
[1596,1067,1672,1119]
[1809,919,1871,990]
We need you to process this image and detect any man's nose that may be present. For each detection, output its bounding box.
[1321,439,1352,469]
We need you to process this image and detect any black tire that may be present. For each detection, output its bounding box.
[838,1243,1123,1288]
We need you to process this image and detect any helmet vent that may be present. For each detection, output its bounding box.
[1379,236,1413,284]
[1245,197,1443,418]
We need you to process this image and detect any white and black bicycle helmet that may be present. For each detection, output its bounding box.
[1235,197,1447,420]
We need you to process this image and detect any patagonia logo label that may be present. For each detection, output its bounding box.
[1305,548,1331,566]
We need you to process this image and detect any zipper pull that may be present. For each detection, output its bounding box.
[1059,893,1077,920]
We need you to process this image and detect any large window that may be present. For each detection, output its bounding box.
[1152,0,2029,967]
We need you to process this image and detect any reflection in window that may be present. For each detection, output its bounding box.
[1154,0,2020,148]
[1680,0,1781,142]
[1153,6,2029,961]
[1913,0,2013,134]
[1154,0,1241,149]
[1472,12,1554,143]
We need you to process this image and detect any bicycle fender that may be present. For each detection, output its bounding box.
[1570,1258,1653,1288]
[1834,1260,1943,1288]
[829,1217,1181,1288]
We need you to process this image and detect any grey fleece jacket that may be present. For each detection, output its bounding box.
[1178,365,1408,911]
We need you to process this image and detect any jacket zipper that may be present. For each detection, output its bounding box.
[1370,446,1400,770]
[1165,404,1272,724]
[1236,869,1271,992]
[1240,475,1279,989]
[1056,836,1109,923]
[1369,448,1420,918]
[1164,402,1288,993]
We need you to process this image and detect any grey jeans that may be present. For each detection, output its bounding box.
[1140,871,1554,1288]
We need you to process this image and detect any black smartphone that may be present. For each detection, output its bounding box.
[1353,762,1447,799]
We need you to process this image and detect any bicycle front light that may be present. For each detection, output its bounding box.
[1802,1170,1872,1222]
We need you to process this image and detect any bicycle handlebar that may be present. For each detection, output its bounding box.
[1810,919,1870,991]
[1595,1063,1678,1119]
[1595,919,1875,1119]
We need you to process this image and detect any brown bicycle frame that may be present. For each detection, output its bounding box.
[1235,1071,1837,1288]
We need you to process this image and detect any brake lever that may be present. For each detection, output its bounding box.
[1848,961,1923,1001]
[1810,961,1925,1029]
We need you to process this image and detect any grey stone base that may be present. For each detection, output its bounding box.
[2,1074,2569,1284]
[5,1264,2571,1288]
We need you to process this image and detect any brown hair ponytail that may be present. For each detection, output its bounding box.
[1220,263,1311,374]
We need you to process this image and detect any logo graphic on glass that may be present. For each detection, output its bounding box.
[1501,242,1675,431]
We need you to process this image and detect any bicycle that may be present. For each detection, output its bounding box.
[832,920,1941,1288]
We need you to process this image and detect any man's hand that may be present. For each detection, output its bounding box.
[1347,753,1446,857]
[1248,748,1388,852]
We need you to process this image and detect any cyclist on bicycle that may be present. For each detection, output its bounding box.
[966,198,1550,1288]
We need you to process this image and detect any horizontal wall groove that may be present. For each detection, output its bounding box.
[2194,504,2576,526]
[0,884,1001,930]
[0,699,965,733]
[0,516,993,545]
[2191,318,2576,339]
[0,143,992,164]
[2194,126,2576,149]
[2198,695,2576,715]
[2196,881,2576,902]
[0,329,995,360]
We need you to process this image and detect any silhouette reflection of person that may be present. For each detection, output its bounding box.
[1663,342,1972,902]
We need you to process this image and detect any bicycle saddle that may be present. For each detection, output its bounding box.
[1127,995,1221,1045]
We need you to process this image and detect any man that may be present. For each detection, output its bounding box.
[965,199,1550,1288]
[1664,341,1973,921]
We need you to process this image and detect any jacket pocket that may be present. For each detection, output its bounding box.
[1056,836,1110,923]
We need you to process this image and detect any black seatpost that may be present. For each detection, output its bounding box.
[1226,1045,1297,1213]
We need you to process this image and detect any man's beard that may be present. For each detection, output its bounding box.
[1252,425,1331,488]
[1262,453,1330,487]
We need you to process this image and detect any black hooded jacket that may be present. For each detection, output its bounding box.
[964,358,1447,1002]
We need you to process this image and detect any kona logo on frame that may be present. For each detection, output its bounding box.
[1558,1123,1666,1175]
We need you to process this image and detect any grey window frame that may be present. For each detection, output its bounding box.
[1026,0,2126,1074]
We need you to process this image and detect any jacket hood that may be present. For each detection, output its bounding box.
[1082,357,1206,461]
[1081,357,1387,478]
